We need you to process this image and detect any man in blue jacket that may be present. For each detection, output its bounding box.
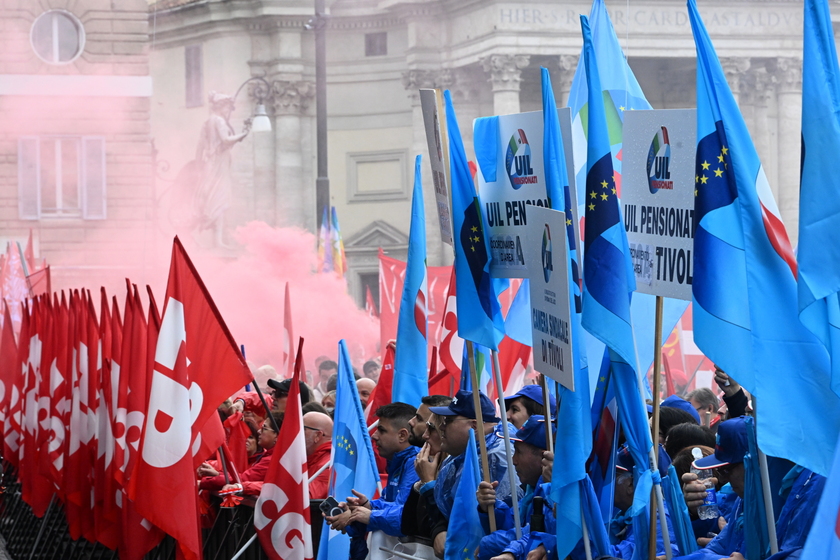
[475,415,555,560]
[336,402,420,559]
[426,389,523,557]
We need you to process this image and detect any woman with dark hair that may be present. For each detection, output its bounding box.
[655,407,699,444]
[664,423,716,460]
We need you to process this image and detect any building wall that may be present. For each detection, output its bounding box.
[147,0,833,306]
[0,0,156,290]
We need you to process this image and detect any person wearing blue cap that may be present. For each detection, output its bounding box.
[474,415,556,560]
[503,385,557,430]
[674,417,825,560]
[427,389,523,558]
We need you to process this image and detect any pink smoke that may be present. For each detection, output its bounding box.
[183,222,379,378]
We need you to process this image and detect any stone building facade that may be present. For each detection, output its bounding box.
[0,0,155,290]
[147,0,820,307]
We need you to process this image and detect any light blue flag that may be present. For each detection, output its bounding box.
[444,429,484,560]
[568,0,688,384]
[799,0,840,398]
[445,90,505,350]
[545,65,595,556]
[393,155,428,407]
[579,16,657,560]
[316,340,380,560]
[688,0,840,476]
[802,430,840,558]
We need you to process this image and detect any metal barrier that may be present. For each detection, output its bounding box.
[0,466,325,560]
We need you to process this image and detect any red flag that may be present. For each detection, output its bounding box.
[437,268,464,384]
[378,250,451,365]
[365,285,379,320]
[498,336,531,397]
[0,302,18,457]
[284,282,294,377]
[46,293,70,494]
[224,410,251,473]
[255,363,312,559]
[118,286,164,560]
[128,238,253,560]
[3,302,24,467]
[366,341,395,423]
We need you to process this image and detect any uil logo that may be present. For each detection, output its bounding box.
[647,126,674,193]
[541,224,552,283]
[505,129,537,189]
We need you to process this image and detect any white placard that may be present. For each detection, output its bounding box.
[420,89,454,246]
[622,109,697,301]
[525,206,573,390]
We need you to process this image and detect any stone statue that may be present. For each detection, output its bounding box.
[192,91,251,246]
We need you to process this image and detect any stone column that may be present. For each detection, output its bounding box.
[774,57,802,240]
[480,54,529,116]
[402,69,454,266]
[271,80,315,229]
[749,64,778,198]
[720,57,750,107]
[557,54,578,107]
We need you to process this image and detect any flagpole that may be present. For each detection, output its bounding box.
[491,349,522,539]
[540,375,555,454]
[753,396,780,554]
[230,533,257,560]
[649,295,664,560]
[580,501,594,560]
[466,340,496,532]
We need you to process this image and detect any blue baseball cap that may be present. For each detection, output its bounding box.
[693,417,748,469]
[501,414,553,450]
[661,394,701,424]
[504,385,558,416]
[429,389,500,422]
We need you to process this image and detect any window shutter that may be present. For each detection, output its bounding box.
[17,137,40,220]
[82,137,106,220]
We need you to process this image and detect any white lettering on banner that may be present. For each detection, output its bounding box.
[255,484,290,530]
[143,296,206,468]
[155,298,186,369]
[143,372,192,468]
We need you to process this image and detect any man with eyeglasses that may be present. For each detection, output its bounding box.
[266,378,311,414]
[408,395,453,447]
[303,411,333,499]
[426,390,523,558]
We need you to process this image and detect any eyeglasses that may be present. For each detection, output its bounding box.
[425,421,438,432]
[304,426,322,433]
[272,390,288,399]
[259,426,276,434]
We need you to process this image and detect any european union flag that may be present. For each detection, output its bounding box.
[316,340,379,560]
[393,155,428,407]
[445,90,505,350]
[568,0,688,383]
[799,0,840,399]
[688,0,840,476]
[444,429,484,560]
[580,16,657,560]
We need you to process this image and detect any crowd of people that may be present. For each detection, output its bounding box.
[198,356,823,560]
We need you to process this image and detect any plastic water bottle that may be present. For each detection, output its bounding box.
[691,447,720,520]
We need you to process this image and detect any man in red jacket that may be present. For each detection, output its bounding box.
[303,411,333,499]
